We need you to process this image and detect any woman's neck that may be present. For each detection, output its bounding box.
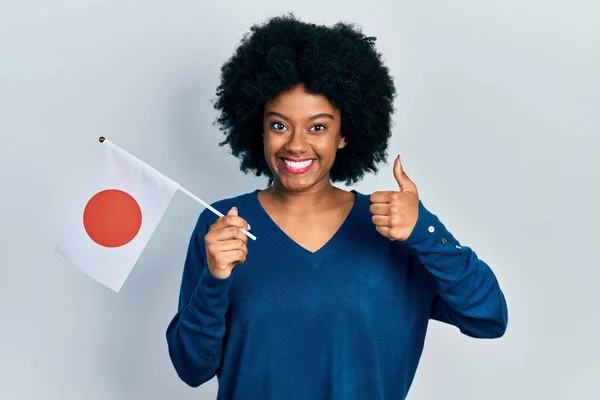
[263,179,342,215]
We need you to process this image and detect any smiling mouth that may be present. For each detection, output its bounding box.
[278,157,316,174]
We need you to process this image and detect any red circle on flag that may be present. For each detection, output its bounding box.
[83,189,142,247]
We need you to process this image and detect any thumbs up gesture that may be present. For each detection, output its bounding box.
[369,155,420,241]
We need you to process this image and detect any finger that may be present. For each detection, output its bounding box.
[393,155,405,191]
[206,227,249,245]
[209,239,246,252]
[369,191,396,204]
[213,249,247,267]
[208,206,239,229]
[369,203,391,216]
[209,208,251,232]
[221,250,247,265]
[214,226,249,242]
[219,248,248,265]
[225,206,252,229]
[375,225,390,238]
[393,154,417,194]
[371,214,392,227]
[219,215,250,230]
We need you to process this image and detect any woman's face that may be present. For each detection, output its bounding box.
[262,84,345,193]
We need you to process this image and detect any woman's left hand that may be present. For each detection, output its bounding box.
[369,155,420,241]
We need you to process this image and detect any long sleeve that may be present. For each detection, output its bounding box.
[166,210,233,387]
[399,200,508,338]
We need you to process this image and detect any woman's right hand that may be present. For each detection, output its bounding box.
[204,207,250,279]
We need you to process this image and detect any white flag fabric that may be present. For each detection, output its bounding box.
[55,139,180,292]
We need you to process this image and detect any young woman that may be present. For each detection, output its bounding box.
[166,14,508,399]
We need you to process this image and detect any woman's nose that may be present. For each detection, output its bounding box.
[285,130,308,154]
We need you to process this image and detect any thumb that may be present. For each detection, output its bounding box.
[227,206,238,216]
[393,155,407,191]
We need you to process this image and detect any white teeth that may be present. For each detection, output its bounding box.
[283,159,314,169]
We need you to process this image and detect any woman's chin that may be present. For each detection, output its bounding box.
[276,179,311,192]
[273,173,327,193]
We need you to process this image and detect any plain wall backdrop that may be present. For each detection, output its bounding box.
[1,1,598,399]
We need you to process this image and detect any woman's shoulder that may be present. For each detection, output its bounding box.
[209,189,258,210]
[349,189,372,210]
[195,189,260,226]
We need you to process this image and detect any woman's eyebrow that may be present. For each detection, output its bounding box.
[265,111,335,121]
[309,113,334,121]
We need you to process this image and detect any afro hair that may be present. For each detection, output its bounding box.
[213,13,397,185]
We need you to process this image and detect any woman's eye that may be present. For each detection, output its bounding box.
[310,124,326,132]
[271,122,286,131]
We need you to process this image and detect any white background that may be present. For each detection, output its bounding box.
[1,1,598,399]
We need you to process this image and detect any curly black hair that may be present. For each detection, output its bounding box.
[213,13,397,185]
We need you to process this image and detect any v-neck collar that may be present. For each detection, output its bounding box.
[246,189,364,268]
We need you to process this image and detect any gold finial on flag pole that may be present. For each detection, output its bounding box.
[99,136,105,143]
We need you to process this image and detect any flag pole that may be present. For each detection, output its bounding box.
[98,137,256,241]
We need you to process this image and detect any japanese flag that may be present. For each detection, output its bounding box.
[55,139,180,292]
